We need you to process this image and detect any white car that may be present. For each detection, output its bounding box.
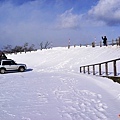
[0,59,27,74]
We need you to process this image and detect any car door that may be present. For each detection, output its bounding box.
[9,60,18,70]
[2,60,18,70]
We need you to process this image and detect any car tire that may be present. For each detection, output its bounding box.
[19,67,25,72]
[0,68,6,74]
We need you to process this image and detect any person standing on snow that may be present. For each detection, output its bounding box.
[102,36,107,46]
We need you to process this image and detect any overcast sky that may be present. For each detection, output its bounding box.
[0,0,120,49]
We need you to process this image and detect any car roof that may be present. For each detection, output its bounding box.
[0,59,13,61]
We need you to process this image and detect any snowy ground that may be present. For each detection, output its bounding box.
[0,45,120,120]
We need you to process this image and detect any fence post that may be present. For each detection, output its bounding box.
[119,37,120,46]
[112,39,114,46]
[93,65,95,75]
[100,41,102,47]
[80,67,82,73]
[92,42,95,47]
[106,41,108,46]
[116,39,119,46]
[88,66,90,74]
[99,64,102,75]
[83,66,85,73]
[113,60,117,76]
[105,62,108,76]
[68,45,70,49]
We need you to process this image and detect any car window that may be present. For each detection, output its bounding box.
[2,60,16,65]
[3,61,11,65]
[11,60,17,65]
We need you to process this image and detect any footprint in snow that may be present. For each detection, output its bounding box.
[55,89,108,120]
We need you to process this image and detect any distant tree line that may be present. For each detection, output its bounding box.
[2,41,52,53]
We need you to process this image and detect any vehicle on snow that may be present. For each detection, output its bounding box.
[0,59,27,74]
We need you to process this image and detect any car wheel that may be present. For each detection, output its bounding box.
[0,68,5,74]
[19,67,25,72]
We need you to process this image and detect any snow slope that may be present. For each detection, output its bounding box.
[0,45,120,120]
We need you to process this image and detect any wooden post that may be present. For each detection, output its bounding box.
[80,67,82,73]
[119,37,120,46]
[105,62,108,76]
[100,41,102,47]
[92,42,95,47]
[68,45,70,49]
[93,65,95,75]
[68,39,70,49]
[88,66,90,74]
[83,66,85,73]
[116,39,119,46]
[113,60,117,76]
[112,39,114,46]
[106,41,108,46]
[99,64,102,75]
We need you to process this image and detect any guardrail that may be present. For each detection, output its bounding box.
[70,37,120,48]
[87,39,120,47]
[80,58,120,76]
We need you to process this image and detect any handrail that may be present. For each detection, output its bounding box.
[80,58,120,76]
[80,58,120,67]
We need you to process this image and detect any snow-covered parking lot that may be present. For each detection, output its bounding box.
[0,46,120,120]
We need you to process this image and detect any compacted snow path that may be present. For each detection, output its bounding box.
[0,46,120,120]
